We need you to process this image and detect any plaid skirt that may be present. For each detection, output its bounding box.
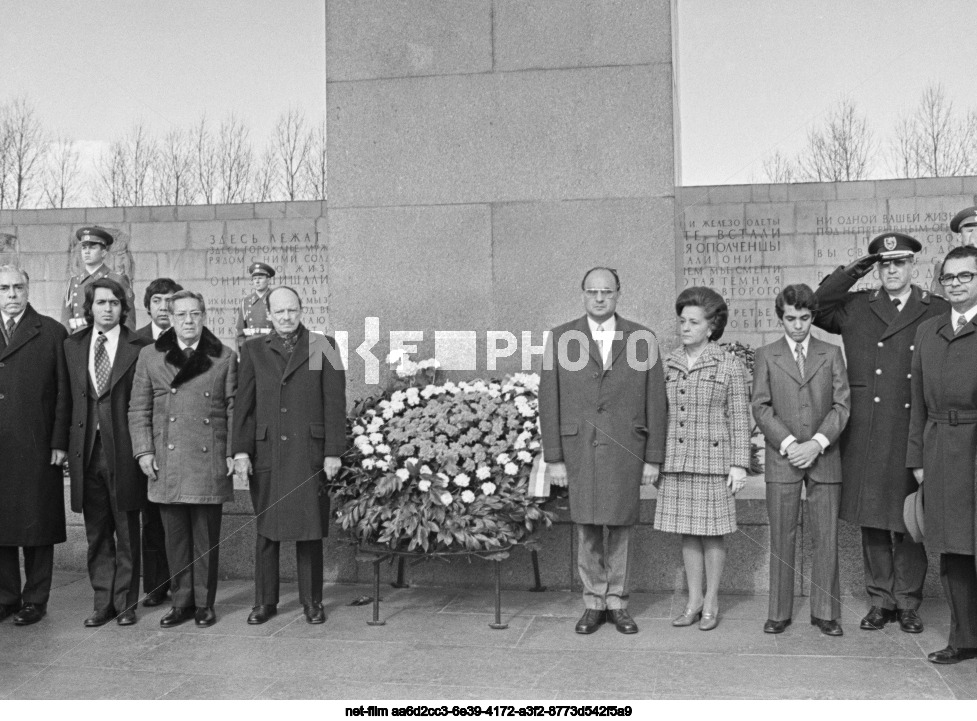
[654,472,736,536]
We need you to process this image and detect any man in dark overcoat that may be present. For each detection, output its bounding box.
[232,286,346,625]
[539,267,667,635]
[65,278,151,626]
[0,265,70,626]
[907,245,977,667]
[814,232,948,634]
[129,290,236,629]
[134,277,183,607]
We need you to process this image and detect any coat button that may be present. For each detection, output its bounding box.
[204,392,210,397]
[203,419,210,425]
[679,421,684,427]
[678,438,684,443]
[0,362,4,367]
[201,446,208,452]
[874,397,880,403]
[280,408,287,413]
[592,373,599,379]
[680,406,685,412]
[712,441,719,447]
[281,435,288,441]
[170,417,176,422]
[171,388,177,394]
[592,441,598,447]
[905,403,910,409]
[906,373,911,379]
[168,443,175,449]
[910,345,914,351]
[877,342,883,348]
[875,369,882,375]
[0,394,4,400]
[78,422,83,427]
[679,389,685,394]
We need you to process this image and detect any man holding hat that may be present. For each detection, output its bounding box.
[814,232,948,634]
[62,227,136,335]
[235,262,275,351]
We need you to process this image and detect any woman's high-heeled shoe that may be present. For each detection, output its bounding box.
[672,607,703,627]
[699,611,719,631]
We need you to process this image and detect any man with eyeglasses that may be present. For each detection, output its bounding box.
[930,207,977,296]
[814,232,948,635]
[908,245,977,668]
[539,267,666,635]
[232,286,346,626]
[129,290,236,629]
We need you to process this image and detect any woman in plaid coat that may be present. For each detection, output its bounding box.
[654,287,751,631]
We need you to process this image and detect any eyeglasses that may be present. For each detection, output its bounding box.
[938,271,977,286]
[172,311,204,321]
[583,289,617,299]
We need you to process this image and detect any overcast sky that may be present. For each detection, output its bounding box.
[0,0,971,191]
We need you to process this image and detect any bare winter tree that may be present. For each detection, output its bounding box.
[192,115,219,205]
[272,108,310,200]
[0,107,13,209]
[303,118,326,200]
[216,114,253,203]
[94,142,127,207]
[154,128,197,205]
[888,83,977,178]
[252,145,279,202]
[796,98,874,182]
[94,122,158,206]
[42,135,82,208]
[2,97,47,208]
[761,150,796,183]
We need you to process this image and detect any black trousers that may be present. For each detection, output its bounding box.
[254,534,323,606]
[861,526,927,611]
[142,501,171,595]
[83,435,141,613]
[0,545,54,608]
[940,552,977,649]
[158,504,222,609]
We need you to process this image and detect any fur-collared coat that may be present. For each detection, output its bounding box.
[128,327,236,505]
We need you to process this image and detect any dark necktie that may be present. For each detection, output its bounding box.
[94,334,111,396]
[795,343,805,379]
[892,297,902,311]
[5,317,14,342]
[184,346,194,360]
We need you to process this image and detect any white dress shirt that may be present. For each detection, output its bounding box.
[950,304,977,331]
[150,322,166,340]
[0,308,26,340]
[178,338,200,353]
[587,315,617,368]
[887,288,911,311]
[779,334,830,456]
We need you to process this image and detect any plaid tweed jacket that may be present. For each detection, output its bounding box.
[662,343,751,475]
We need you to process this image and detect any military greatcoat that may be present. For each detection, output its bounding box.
[61,264,136,334]
[232,325,347,541]
[814,267,949,532]
[235,291,273,349]
[906,313,977,556]
[538,315,667,526]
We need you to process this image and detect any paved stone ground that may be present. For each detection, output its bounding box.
[0,570,975,700]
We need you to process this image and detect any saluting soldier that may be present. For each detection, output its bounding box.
[235,262,275,350]
[62,227,136,334]
[814,232,949,635]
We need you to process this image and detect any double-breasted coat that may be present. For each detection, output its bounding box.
[0,305,70,546]
[128,327,236,505]
[814,268,949,531]
[906,313,977,556]
[65,326,151,513]
[662,343,752,475]
[539,315,667,526]
[61,265,136,334]
[751,337,850,485]
[235,291,272,349]
[232,326,347,541]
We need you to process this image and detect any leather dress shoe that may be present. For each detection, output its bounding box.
[83,607,116,627]
[574,609,606,634]
[897,608,923,634]
[927,646,977,665]
[303,602,326,625]
[811,616,843,636]
[699,611,719,631]
[859,606,897,631]
[0,603,19,622]
[159,606,195,628]
[763,618,791,634]
[13,603,46,626]
[672,607,703,627]
[247,605,277,625]
[607,609,638,634]
[116,609,137,626]
[142,590,169,608]
[194,606,217,627]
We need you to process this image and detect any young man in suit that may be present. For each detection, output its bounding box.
[134,277,183,607]
[64,279,151,626]
[752,284,851,636]
[539,267,667,635]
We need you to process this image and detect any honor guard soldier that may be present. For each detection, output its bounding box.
[814,232,949,635]
[62,227,136,334]
[235,262,275,350]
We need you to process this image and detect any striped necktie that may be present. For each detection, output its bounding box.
[94,334,111,396]
[955,315,968,335]
[795,343,805,379]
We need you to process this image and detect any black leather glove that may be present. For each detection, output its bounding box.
[843,254,880,279]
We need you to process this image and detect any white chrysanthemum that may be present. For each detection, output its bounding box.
[496,453,511,465]
[368,432,384,444]
[453,474,470,488]
[376,444,391,455]
[361,443,375,455]
[420,465,433,475]
[352,425,366,436]
[439,492,453,505]
[517,450,532,463]
[475,466,492,480]
[353,435,369,448]
[504,462,518,475]
[395,468,410,480]
[361,459,375,470]
[418,479,431,492]
[374,460,388,471]
[461,490,475,503]
[480,481,497,496]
